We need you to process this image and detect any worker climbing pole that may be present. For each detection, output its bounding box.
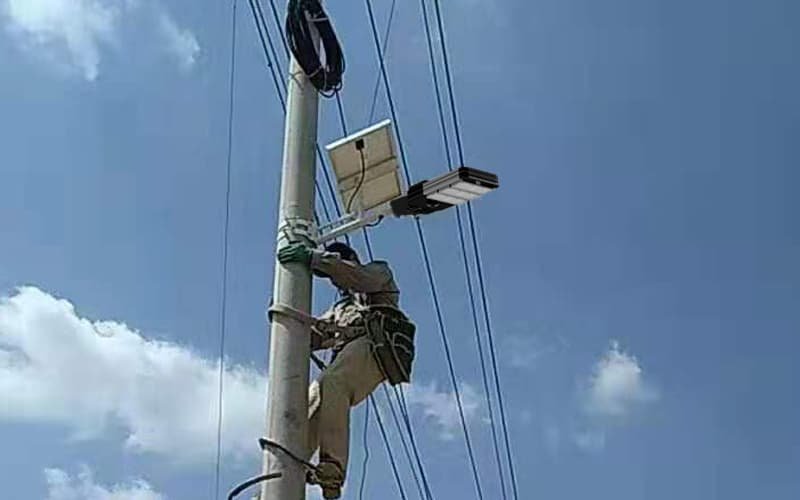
[257,0,332,498]
[224,1,499,499]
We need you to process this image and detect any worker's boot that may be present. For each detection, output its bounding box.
[314,460,344,499]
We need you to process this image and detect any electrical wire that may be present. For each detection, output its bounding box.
[381,385,427,500]
[370,393,409,500]
[364,1,485,498]
[427,0,521,496]
[347,148,367,213]
[286,0,345,96]
[214,2,238,498]
[249,0,347,244]
[254,0,287,98]
[267,0,290,57]
[226,473,282,500]
[416,0,508,497]
[392,385,434,500]
[367,0,398,124]
[365,216,384,228]
[358,397,371,500]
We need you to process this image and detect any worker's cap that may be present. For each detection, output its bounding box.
[313,242,359,279]
[324,242,359,263]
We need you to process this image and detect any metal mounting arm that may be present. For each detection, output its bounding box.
[316,201,395,244]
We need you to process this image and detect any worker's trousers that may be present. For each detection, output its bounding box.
[306,335,385,479]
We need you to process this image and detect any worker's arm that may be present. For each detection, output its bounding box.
[310,250,391,293]
[276,242,394,293]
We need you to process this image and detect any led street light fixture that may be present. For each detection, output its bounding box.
[423,168,497,205]
[390,167,499,217]
[325,119,404,213]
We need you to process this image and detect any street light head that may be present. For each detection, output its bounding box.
[423,167,498,206]
[390,167,499,217]
[325,119,404,213]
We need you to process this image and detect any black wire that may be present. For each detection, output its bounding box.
[370,394,409,500]
[227,473,282,500]
[364,1,485,499]
[367,0,398,123]
[392,385,435,500]
[358,398,371,500]
[347,148,367,213]
[254,0,286,96]
[248,0,285,109]
[267,0,290,57]
[427,0,521,497]
[215,2,238,498]
[417,0,508,497]
[248,0,344,243]
[365,216,384,228]
[286,0,345,95]
[381,384,427,500]
[259,438,317,470]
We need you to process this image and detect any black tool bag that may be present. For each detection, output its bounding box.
[365,307,416,385]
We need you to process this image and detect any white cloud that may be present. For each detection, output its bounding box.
[1,0,199,80]
[569,341,659,453]
[403,380,481,440]
[584,340,658,418]
[44,466,164,500]
[0,286,265,464]
[3,0,118,80]
[158,12,198,71]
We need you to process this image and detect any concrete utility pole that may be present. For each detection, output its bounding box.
[259,40,320,500]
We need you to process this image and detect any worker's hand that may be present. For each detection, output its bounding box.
[277,242,313,266]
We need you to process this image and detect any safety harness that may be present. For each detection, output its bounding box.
[268,299,415,386]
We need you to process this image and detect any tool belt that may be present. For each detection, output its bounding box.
[315,322,366,351]
[268,302,415,385]
[363,306,416,385]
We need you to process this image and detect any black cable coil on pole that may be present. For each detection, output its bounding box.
[286,0,345,96]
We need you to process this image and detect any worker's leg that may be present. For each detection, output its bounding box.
[315,336,385,480]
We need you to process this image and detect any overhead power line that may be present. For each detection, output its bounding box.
[249,0,350,242]
[331,64,434,500]
[364,0,485,499]
[416,0,508,497]
[426,0,521,497]
[214,1,238,498]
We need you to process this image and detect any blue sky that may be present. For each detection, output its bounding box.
[1,0,798,499]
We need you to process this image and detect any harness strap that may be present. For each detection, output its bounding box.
[268,303,316,326]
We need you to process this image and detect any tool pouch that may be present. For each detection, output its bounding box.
[365,307,416,385]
